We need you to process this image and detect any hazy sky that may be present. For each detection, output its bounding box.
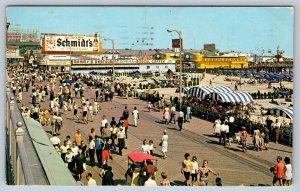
[7,6,294,56]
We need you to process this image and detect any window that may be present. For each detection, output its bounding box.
[147,66,150,69]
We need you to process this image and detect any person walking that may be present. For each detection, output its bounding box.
[110,124,118,150]
[169,105,176,124]
[141,139,150,154]
[100,115,108,137]
[181,153,192,186]
[199,160,219,186]
[163,106,170,124]
[161,130,168,159]
[272,156,285,186]
[117,126,126,156]
[74,150,86,181]
[102,139,110,166]
[240,126,248,152]
[82,103,88,124]
[190,156,199,186]
[186,105,191,122]
[102,166,114,186]
[88,136,96,167]
[178,110,184,131]
[74,129,82,146]
[132,107,139,127]
[122,106,129,120]
[94,135,104,168]
[72,101,79,120]
[283,157,292,186]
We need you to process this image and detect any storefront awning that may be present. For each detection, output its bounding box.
[188,86,233,97]
[208,92,253,103]
[267,107,293,120]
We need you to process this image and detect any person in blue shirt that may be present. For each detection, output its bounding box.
[95,135,104,168]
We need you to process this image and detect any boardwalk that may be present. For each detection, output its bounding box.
[19,81,292,186]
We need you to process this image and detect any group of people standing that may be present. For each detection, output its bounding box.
[181,153,219,186]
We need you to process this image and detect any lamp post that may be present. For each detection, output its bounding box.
[104,38,115,85]
[167,29,182,110]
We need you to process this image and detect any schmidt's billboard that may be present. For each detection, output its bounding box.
[41,33,103,54]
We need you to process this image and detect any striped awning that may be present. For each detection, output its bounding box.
[188,86,233,98]
[268,107,293,120]
[175,87,190,94]
[208,92,253,103]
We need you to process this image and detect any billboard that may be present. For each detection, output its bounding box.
[41,34,102,54]
[7,33,21,42]
[204,44,216,51]
[172,38,182,49]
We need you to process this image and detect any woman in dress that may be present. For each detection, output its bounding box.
[161,130,168,159]
[198,160,219,186]
[163,107,170,124]
[102,139,110,166]
[283,157,292,186]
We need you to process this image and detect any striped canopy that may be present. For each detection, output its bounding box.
[268,107,293,120]
[175,87,191,94]
[208,92,253,103]
[188,86,233,98]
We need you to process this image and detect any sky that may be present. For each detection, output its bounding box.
[6,6,294,56]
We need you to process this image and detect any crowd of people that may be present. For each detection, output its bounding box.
[7,64,293,186]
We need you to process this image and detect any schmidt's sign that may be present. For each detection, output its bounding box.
[41,33,102,54]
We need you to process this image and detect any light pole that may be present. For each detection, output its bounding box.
[167,29,182,110]
[104,38,115,85]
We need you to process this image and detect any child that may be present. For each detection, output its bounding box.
[149,140,154,156]
[160,172,171,186]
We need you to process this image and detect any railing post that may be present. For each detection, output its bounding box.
[16,122,24,185]
[16,122,24,142]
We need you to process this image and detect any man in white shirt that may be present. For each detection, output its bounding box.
[70,142,79,157]
[100,115,108,137]
[132,107,139,127]
[178,110,184,131]
[86,173,97,186]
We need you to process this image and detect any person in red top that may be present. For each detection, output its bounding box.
[272,156,285,186]
[123,118,129,139]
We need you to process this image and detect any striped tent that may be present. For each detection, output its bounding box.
[268,107,293,120]
[208,92,253,103]
[175,87,191,94]
[188,86,233,98]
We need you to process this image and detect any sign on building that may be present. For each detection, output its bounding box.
[41,33,102,54]
[172,39,182,49]
[203,44,216,51]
